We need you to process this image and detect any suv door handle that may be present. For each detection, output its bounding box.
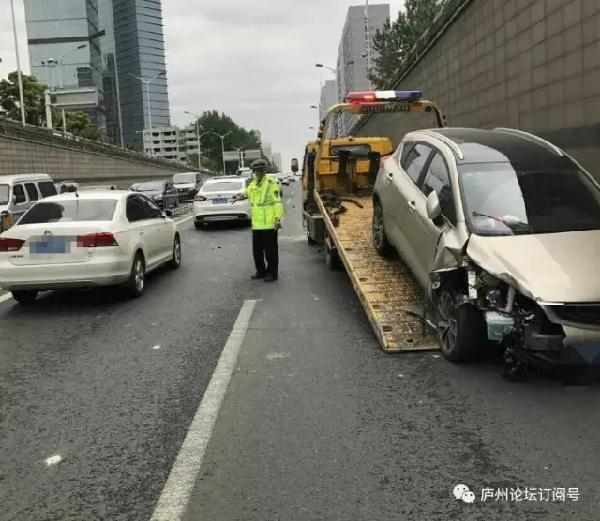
[408,200,417,211]
[386,172,393,179]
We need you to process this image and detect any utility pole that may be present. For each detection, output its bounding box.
[10,0,26,125]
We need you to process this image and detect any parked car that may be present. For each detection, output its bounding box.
[0,173,57,232]
[0,190,181,303]
[193,176,251,228]
[130,180,179,210]
[55,181,80,194]
[78,184,120,191]
[373,127,600,376]
[173,171,204,201]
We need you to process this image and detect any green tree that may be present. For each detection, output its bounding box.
[0,72,47,125]
[55,111,99,140]
[369,0,447,89]
[193,111,263,174]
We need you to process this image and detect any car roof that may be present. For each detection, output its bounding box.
[42,190,131,201]
[419,128,575,169]
[0,173,53,184]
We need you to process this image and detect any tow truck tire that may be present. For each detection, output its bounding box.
[325,238,342,271]
[437,289,487,363]
[12,290,38,305]
[373,199,393,257]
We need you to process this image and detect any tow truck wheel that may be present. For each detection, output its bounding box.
[436,289,486,362]
[373,199,393,257]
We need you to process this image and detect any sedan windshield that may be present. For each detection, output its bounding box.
[203,181,244,192]
[173,173,196,184]
[0,184,9,205]
[459,163,600,236]
[132,182,164,192]
[19,200,117,224]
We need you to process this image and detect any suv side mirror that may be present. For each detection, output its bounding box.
[426,191,443,226]
[164,209,173,217]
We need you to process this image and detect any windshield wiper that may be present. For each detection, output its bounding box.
[472,212,531,232]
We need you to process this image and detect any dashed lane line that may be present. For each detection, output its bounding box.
[150,299,257,521]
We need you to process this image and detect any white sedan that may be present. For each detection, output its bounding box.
[0,190,181,304]
[193,176,251,228]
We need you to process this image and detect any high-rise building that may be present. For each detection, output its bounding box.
[319,79,338,124]
[337,4,389,135]
[24,0,109,136]
[143,125,198,163]
[113,0,171,149]
[23,0,170,149]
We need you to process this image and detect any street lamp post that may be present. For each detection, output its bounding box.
[233,145,246,169]
[129,70,166,129]
[184,111,204,172]
[10,0,26,125]
[208,131,233,175]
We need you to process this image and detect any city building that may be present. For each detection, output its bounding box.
[23,0,171,149]
[24,0,110,137]
[143,125,198,163]
[337,3,389,135]
[272,152,282,172]
[319,79,338,125]
[113,0,171,149]
[261,141,273,163]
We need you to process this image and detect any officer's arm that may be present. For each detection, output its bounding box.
[271,182,284,221]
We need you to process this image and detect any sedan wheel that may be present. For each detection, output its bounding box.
[167,235,182,269]
[125,253,145,298]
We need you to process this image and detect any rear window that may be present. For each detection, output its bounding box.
[174,173,197,184]
[0,185,8,205]
[39,181,57,198]
[203,181,244,192]
[19,200,117,224]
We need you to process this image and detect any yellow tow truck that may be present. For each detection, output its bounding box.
[302,90,447,353]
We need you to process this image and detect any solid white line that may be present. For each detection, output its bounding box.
[150,299,257,521]
[0,293,12,305]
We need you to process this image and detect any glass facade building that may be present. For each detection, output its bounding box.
[23,0,170,149]
[113,0,170,149]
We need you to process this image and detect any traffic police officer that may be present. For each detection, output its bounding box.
[241,159,284,282]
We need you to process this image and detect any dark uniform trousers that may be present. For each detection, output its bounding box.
[252,229,278,277]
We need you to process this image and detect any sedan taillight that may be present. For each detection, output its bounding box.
[194,195,207,202]
[0,238,25,252]
[77,232,118,248]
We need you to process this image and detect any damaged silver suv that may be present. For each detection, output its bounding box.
[373,127,600,376]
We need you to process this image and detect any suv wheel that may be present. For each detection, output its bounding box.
[373,199,393,257]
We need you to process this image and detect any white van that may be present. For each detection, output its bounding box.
[0,173,57,231]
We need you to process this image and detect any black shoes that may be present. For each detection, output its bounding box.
[251,273,265,280]
[263,274,278,283]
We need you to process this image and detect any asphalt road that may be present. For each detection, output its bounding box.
[1,180,599,521]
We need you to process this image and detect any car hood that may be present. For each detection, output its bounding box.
[174,183,195,189]
[466,230,600,303]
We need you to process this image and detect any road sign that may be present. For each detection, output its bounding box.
[223,151,240,162]
[50,87,99,110]
[244,149,262,160]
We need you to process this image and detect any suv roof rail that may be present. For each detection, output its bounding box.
[419,129,464,159]
[494,127,564,156]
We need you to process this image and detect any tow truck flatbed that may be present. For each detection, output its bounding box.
[315,191,438,353]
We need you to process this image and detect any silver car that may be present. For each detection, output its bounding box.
[374,127,600,378]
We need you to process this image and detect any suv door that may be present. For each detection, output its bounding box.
[408,151,457,286]
[382,142,434,280]
[11,183,29,222]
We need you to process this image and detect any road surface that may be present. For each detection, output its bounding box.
[1,180,599,520]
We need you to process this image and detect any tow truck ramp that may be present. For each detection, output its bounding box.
[316,192,439,353]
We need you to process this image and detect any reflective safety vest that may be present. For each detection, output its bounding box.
[245,176,284,230]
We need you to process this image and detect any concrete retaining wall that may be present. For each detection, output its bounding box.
[356,0,600,175]
[0,117,188,183]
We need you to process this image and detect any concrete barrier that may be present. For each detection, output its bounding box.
[0,117,189,183]
[354,0,600,177]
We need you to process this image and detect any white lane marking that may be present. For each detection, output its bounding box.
[150,299,257,521]
[45,455,62,467]
[152,345,161,350]
[0,293,12,305]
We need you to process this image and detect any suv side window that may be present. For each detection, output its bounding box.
[421,152,457,225]
[402,143,433,184]
[126,196,147,222]
[25,183,39,201]
[39,181,57,198]
[13,184,26,204]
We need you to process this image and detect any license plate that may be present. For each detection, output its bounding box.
[30,237,69,254]
[213,198,228,204]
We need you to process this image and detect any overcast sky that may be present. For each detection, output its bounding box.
[0,0,404,168]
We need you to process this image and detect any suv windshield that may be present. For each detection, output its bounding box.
[0,184,8,205]
[19,200,117,224]
[173,173,196,184]
[132,182,164,192]
[459,162,600,236]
